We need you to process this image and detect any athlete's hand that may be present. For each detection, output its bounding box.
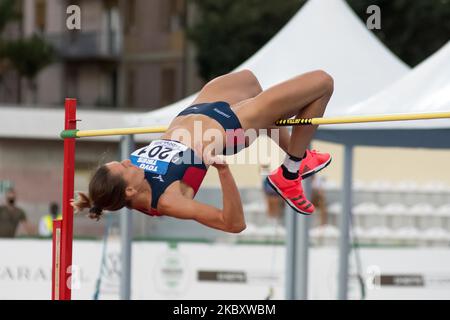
[205,153,228,170]
[194,141,228,170]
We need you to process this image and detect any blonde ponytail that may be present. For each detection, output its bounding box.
[71,192,103,221]
[71,192,91,212]
[70,165,129,222]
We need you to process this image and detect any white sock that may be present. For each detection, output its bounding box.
[282,155,302,173]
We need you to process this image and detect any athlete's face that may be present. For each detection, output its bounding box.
[106,159,145,190]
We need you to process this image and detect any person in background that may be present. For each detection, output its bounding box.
[0,188,34,238]
[38,202,62,237]
[260,163,285,221]
[311,175,328,226]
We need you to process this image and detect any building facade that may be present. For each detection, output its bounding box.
[0,0,204,237]
[0,0,202,109]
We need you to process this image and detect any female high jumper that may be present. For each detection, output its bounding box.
[72,70,333,233]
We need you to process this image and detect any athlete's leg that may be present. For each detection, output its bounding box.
[233,70,334,158]
[192,69,293,153]
[266,125,290,153]
[232,70,333,215]
[230,95,291,152]
[191,69,263,106]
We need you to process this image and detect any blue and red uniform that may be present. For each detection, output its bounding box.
[130,139,207,216]
[130,101,245,216]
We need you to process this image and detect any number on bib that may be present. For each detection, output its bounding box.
[129,140,188,175]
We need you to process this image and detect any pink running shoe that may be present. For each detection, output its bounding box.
[300,149,332,179]
[266,167,314,215]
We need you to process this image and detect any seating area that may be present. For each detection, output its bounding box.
[236,180,450,247]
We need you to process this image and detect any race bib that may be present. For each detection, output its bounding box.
[130,140,188,175]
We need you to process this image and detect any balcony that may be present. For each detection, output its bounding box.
[46,31,122,61]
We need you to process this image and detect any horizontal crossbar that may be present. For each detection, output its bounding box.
[59,112,450,138]
[60,126,168,138]
[275,111,450,126]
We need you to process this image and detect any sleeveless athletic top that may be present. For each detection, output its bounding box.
[130,139,208,216]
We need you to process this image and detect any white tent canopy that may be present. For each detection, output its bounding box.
[324,41,450,129]
[316,41,450,148]
[128,0,409,127]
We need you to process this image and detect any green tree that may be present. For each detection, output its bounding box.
[4,34,55,104]
[347,0,450,67]
[0,0,20,78]
[0,0,20,33]
[187,0,305,81]
[0,0,54,104]
[188,0,450,81]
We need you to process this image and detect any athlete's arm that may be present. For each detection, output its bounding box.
[159,165,246,233]
[159,195,244,233]
[214,163,246,231]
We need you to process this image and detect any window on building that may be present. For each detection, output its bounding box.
[35,0,46,32]
[66,66,79,102]
[110,69,118,107]
[125,0,136,34]
[103,0,118,10]
[160,67,176,106]
[126,69,135,108]
[161,0,185,32]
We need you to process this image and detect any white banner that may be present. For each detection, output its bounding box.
[1,239,450,300]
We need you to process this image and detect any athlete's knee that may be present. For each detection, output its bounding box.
[239,69,263,95]
[239,68,256,80]
[312,70,334,96]
[226,222,247,234]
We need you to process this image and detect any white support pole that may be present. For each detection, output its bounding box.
[285,147,312,300]
[338,144,353,300]
[120,135,134,300]
[296,178,312,299]
[285,206,297,299]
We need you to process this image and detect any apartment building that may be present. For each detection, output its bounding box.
[119,0,202,109]
[1,0,202,109]
[0,1,22,103]
[0,0,204,237]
